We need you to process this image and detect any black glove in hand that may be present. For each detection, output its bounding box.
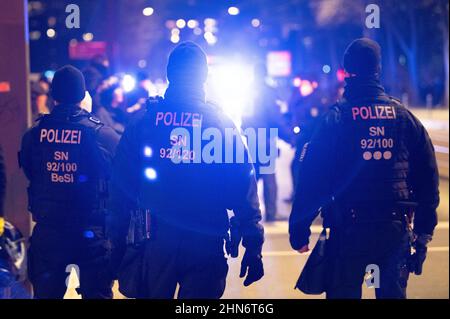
[409,234,432,275]
[409,245,427,275]
[240,250,264,287]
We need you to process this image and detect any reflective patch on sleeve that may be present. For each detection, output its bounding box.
[299,142,310,162]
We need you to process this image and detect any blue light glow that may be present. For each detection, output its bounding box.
[83,230,95,239]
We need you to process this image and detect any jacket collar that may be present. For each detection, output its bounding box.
[164,84,206,106]
[343,76,389,103]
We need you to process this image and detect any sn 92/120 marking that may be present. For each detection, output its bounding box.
[160,148,195,161]
[360,138,394,149]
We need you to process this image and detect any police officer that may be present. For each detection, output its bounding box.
[20,65,120,299]
[109,42,264,299]
[289,38,439,299]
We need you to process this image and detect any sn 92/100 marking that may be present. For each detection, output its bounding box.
[361,138,394,149]
[160,148,195,161]
[46,161,78,172]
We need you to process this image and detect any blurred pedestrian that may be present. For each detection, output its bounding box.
[97,84,126,135]
[30,73,53,120]
[288,77,323,200]
[242,63,292,222]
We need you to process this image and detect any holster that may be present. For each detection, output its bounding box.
[126,209,152,246]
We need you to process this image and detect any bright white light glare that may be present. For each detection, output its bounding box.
[228,6,240,15]
[187,19,198,29]
[322,64,331,74]
[300,80,314,97]
[293,126,301,134]
[122,74,136,93]
[143,7,154,16]
[143,146,153,157]
[82,32,94,42]
[170,34,180,43]
[144,168,157,180]
[46,28,56,38]
[251,18,261,27]
[204,31,217,45]
[293,77,301,87]
[176,19,186,29]
[207,61,254,123]
[171,28,180,35]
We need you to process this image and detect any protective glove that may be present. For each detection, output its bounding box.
[409,246,427,275]
[239,249,264,287]
[409,234,432,275]
[226,216,242,258]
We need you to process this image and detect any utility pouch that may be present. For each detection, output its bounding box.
[226,216,242,258]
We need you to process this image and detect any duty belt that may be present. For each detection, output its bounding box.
[342,206,409,224]
[32,208,106,227]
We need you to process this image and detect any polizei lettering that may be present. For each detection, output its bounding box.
[351,105,396,121]
[40,129,82,144]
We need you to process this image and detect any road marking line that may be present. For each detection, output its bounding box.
[263,246,449,257]
[434,145,450,154]
[428,247,449,252]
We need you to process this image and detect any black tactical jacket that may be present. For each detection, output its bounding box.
[108,85,264,253]
[289,78,439,249]
[20,104,120,224]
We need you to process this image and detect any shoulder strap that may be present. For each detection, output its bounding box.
[73,112,105,134]
[328,102,345,207]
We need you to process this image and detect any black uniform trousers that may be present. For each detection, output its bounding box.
[118,229,228,299]
[325,219,411,299]
[28,222,113,299]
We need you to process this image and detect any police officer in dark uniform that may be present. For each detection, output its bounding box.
[289,38,439,299]
[20,65,120,299]
[109,42,264,299]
